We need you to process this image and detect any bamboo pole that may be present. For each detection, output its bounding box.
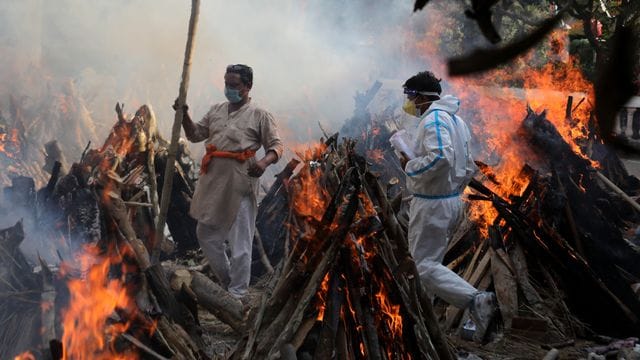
[154,0,200,263]
[596,171,640,213]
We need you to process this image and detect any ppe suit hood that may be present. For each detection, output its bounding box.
[424,95,460,117]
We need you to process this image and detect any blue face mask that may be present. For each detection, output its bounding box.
[224,87,243,103]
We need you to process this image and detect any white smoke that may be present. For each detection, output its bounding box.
[0,0,453,157]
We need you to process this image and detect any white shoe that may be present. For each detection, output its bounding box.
[469,292,497,343]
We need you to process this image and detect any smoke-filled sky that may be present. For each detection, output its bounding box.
[1,0,472,157]
[1,0,596,262]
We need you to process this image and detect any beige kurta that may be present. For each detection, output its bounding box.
[187,100,284,231]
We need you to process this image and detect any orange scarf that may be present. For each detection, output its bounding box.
[200,144,256,175]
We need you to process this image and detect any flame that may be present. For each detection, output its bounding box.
[412,28,596,237]
[291,143,330,222]
[60,244,149,360]
[375,282,403,337]
[358,193,377,219]
[372,271,409,360]
[0,128,21,159]
[404,6,599,237]
[316,272,331,321]
[14,352,36,360]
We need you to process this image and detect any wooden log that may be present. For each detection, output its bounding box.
[239,298,268,360]
[336,320,353,360]
[262,168,358,326]
[121,333,171,360]
[260,176,362,358]
[189,271,245,333]
[343,247,383,360]
[145,264,203,347]
[254,295,298,357]
[489,246,517,330]
[102,191,151,269]
[369,239,438,359]
[156,317,197,360]
[553,169,586,257]
[254,232,274,275]
[313,270,342,360]
[178,283,200,326]
[101,191,202,357]
[510,241,543,307]
[596,171,640,213]
[265,232,351,359]
[291,316,316,351]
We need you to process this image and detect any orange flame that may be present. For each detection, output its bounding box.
[375,282,403,338]
[291,143,330,222]
[435,30,595,236]
[316,272,331,321]
[405,9,598,238]
[61,244,147,360]
[0,128,21,159]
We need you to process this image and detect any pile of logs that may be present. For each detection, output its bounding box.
[234,138,454,360]
[443,107,640,344]
[0,80,99,189]
[0,103,235,359]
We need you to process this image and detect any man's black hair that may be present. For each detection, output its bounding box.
[226,64,253,87]
[403,71,442,95]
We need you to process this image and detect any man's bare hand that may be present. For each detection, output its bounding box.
[172,98,188,112]
[248,158,269,177]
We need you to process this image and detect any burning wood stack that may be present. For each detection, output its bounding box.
[0,103,218,359]
[443,105,640,343]
[0,81,100,189]
[233,138,454,360]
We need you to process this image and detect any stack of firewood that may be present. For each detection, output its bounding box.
[0,103,237,359]
[233,137,454,360]
[443,107,640,343]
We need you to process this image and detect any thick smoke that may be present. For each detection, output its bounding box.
[1,0,548,263]
[0,0,450,152]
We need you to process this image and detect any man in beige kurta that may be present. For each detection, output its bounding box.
[180,64,283,298]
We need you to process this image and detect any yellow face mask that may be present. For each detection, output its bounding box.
[403,98,434,117]
[402,99,420,117]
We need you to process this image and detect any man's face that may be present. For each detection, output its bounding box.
[224,72,250,98]
[408,93,428,108]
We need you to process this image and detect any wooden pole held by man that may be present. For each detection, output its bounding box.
[154,0,201,263]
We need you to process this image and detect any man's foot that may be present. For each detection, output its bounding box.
[469,291,497,343]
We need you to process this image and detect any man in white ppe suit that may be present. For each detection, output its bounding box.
[393,71,496,342]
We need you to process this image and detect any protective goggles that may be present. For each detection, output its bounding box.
[403,88,440,98]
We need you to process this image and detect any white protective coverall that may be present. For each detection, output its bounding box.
[404,95,478,308]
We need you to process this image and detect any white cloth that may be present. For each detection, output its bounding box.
[196,196,256,298]
[390,130,417,159]
[404,95,478,308]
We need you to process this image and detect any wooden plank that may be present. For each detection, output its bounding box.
[510,241,542,306]
[490,248,517,330]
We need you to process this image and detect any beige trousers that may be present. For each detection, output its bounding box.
[196,196,256,298]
